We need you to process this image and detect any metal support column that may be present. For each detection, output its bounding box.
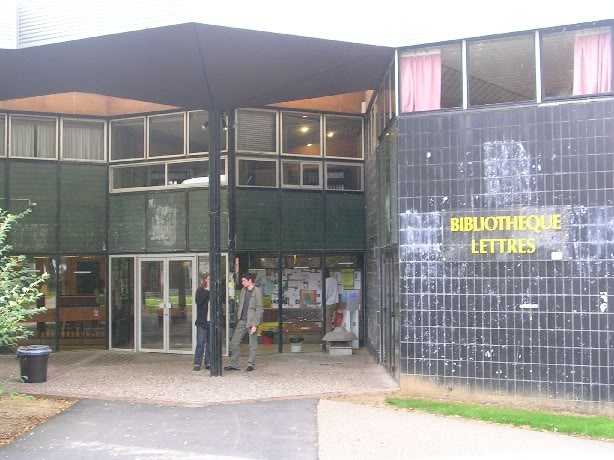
[208,108,223,376]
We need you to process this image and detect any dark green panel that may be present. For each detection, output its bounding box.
[60,164,107,252]
[109,193,146,252]
[326,193,365,250]
[188,190,208,251]
[236,189,279,250]
[281,191,323,250]
[146,191,186,251]
[0,162,5,210]
[188,190,228,251]
[9,161,58,253]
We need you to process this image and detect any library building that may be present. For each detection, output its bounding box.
[1,2,613,409]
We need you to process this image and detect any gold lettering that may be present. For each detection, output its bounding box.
[464,217,474,232]
[471,239,479,254]
[539,215,552,231]
[518,239,527,254]
[551,214,561,230]
[485,217,497,231]
[507,239,518,253]
[451,217,460,232]
[510,215,519,231]
[479,239,488,254]
[526,239,536,254]
[526,215,540,233]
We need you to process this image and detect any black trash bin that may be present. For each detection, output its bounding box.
[17,345,51,383]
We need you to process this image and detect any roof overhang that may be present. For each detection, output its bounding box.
[0,22,393,110]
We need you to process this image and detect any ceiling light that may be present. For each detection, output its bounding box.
[327,131,335,138]
[300,126,309,133]
[307,143,313,147]
[302,115,308,118]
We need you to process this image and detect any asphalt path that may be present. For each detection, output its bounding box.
[1,399,318,460]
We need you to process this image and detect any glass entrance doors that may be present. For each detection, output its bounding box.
[139,257,194,352]
[110,253,230,354]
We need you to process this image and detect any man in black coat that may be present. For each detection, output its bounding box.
[193,273,210,371]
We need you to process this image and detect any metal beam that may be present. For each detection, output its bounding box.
[208,108,223,376]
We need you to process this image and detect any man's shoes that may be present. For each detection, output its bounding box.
[246,365,255,372]
[205,365,210,370]
[223,366,240,371]
[193,365,201,371]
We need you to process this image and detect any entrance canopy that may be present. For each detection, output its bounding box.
[0,22,393,110]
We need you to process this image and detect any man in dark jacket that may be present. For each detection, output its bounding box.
[193,273,210,371]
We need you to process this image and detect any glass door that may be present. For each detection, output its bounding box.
[168,258,194,352]
[140,259,165,351]
[138,257,196,353]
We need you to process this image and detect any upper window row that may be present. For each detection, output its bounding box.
[0,111,227,161]
[111,111,228,161]
[0,109,363,161]
[400,26,612,113]
[0,115,106,160]
[236,109,363,159]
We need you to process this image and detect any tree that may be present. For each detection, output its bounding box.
[0,209,49,347]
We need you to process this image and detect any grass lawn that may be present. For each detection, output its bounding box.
[386,397,614,440]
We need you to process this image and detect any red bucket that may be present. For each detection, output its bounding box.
[261,335,273,345]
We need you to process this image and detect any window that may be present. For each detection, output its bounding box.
[382,73,390,122]
[0,114,5,156]
[400,44,463,112]
[302,163,321,188]
[325,163,362,191]
[237,158,277,187]
[148,113,185,157]
[188,111,228,154]
[19,256,57,349]
[110,257,135,349]
[282,160,321,188]
[468,35,536,106]
[281,112,321,156]
[167,159,226,186]
[59,255,107,349]
[111,159,225,191]
[61,119,105,161]
[543,27,612,98]
[236,109,277,153]
[112,164,166,190]
[390,65,397,116]
[324,116,363,159]
[110,118,145,161]
[282,160,300,187]
[10,116,57,159]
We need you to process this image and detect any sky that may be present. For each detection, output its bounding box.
[7,0,614,48]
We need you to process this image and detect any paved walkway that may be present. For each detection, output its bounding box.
[0,349,397,405]
[2,398,613,459]
[318,400,614,460]
[0,399,318,460]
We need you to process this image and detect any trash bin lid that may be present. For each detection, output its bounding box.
[289,337,304,343]
[17,345,52,355]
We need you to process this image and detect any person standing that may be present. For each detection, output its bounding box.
[324,269,340,335]
[225,273,263,372]
[193,273,210,371]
